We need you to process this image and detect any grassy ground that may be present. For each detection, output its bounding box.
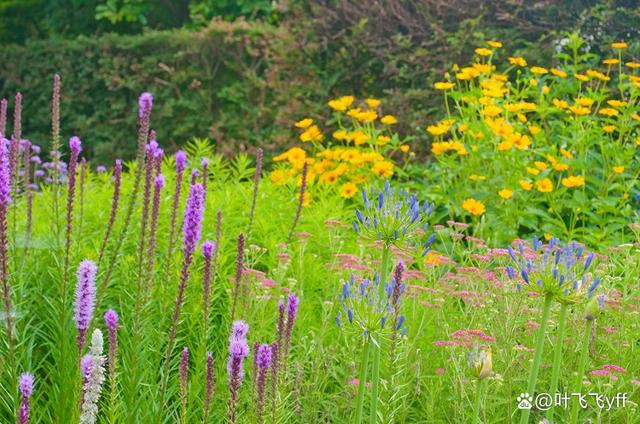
[0,150,638,423]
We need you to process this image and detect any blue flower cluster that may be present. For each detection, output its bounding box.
[352,181,435,253]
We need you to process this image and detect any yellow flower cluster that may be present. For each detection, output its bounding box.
[271,97,410,200]
[427,37,639,221]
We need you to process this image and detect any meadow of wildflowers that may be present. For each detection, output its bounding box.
[0,38,639,424]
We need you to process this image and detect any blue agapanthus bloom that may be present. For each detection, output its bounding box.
[504,237,600,304]
[352,180,435,254]
[336,271,407,337]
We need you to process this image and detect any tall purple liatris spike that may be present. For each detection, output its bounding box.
[78,157,87,234]
[391,260,405,310]
[283,293,300,360]
[159,183,205,412]
[202,240,215,343]
[230,233,245,321]
[0,139,14,358]
[104,309,119,421]
[255,343,272,424]
[13,92,21,141]
[203,351,214,423]
[97,159,122,265]
[182,184,205,258]
[104,309,118,370]
[51,75,62,187]
[175,150,187,173]
[190,168,199,185]
[74,259,97,350]
[63,136,82,291]
[163,150,187,284]
[80,329,106,424]
[227,321,249,424]
[0,98,6,136]
[201,158,209,201]
[22,139,33,243]
[275,300,285,366]
[137,140,158,290]
[145,174,165,296]
[9,93,22,184]
[101,92,153,297]
[138,92,153,118]
[17,372,34,424]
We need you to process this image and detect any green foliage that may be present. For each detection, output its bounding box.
[414,34,640,245]
[0,20,315,164]
[189,0,274,23]
[95,0,150,25]
[2,157,638,422]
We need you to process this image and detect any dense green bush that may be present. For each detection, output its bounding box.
[0,19,324,164]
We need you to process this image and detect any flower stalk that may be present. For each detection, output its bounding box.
[519,293,553,424]
[547,302,568,422]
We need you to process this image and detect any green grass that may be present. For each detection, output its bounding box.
[0,148,639,423]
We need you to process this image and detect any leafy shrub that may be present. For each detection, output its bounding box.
[0,19,319,164]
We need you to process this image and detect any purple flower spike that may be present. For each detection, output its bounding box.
[190,168,199,185]
[255,343,272,422]
[204,351,214,421]
[283,294,300,361]
[18,372,35,424]
[0,139,12,206]
[74,260,97,350]
[80,355,93,379]
[180,346,189,380]
[201,158,209,168]
[182,184,205,258]
[138,92,153,118]
[175,150,187,172]
[230,320,249,341]
[161,182,206,406]
[256,344,272,370]
[69,136,82,156]
[230,233,245,321]
[227,323,249,424]
[104,309,118,330]
[155,174,165,189]
[96,166,106,173]
[97,159,123,264]
[104,308,119,412]
[180,346,189,408]
[202,239,215,349]
[146,139,158,157]
[202,240,215,259]
[286,294,299,320]
[17,372,34,424]
[19,373,34,398]
[228,338,249,375]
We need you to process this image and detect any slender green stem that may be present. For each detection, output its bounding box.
[547,303,568,423]
[363,243,390,424]
[473,378,485,424]
[355,335,371,424]
[519,294,553,424]
[379,244,391,298]
[369,336,381,424]
[570,321,593,424]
